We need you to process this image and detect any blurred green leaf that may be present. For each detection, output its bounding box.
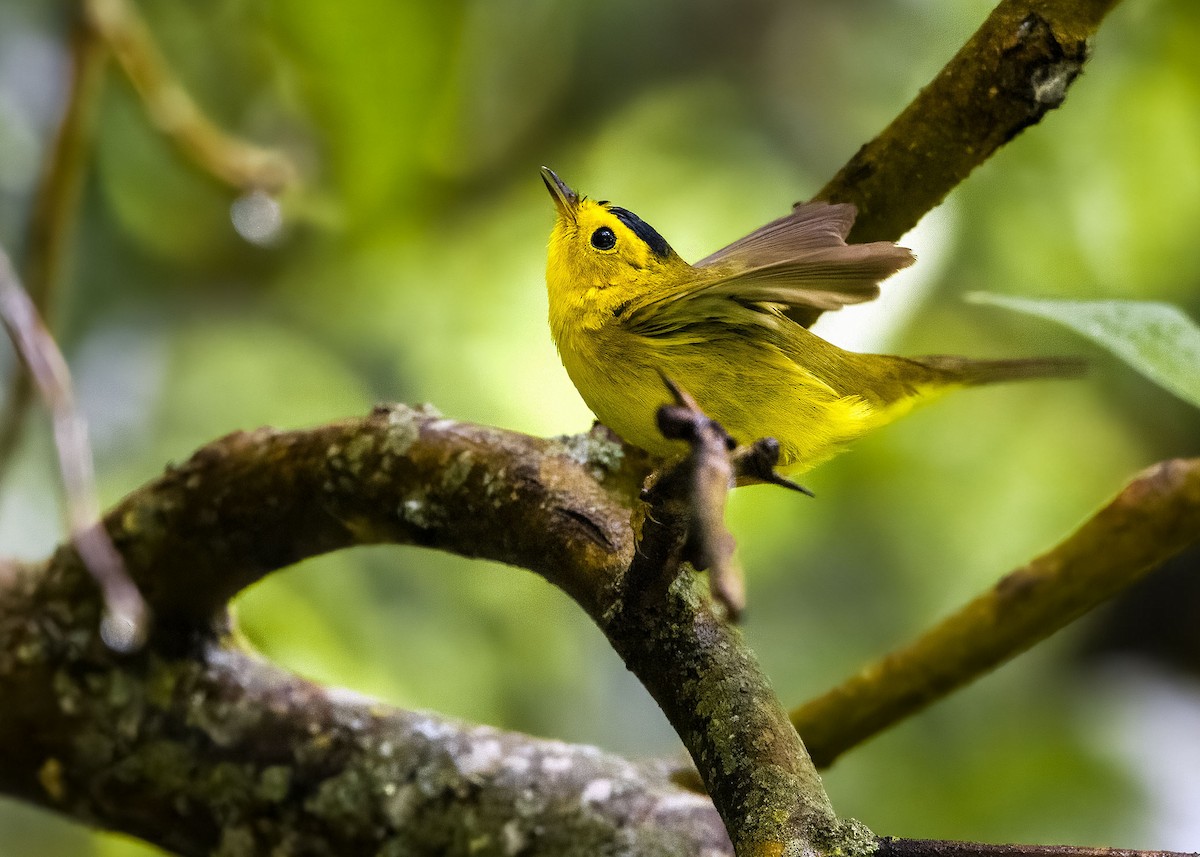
[968,294,1200,410]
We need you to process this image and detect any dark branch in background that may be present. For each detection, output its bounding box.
[792,458,1200,768]
[815,0,1119,244]
[0,13,108,485]
[0,0,302,501]
[83,0,297,193]
[0,247,146,651]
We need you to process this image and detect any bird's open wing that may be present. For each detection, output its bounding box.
[624,202,913,334]
[694,202,862,268]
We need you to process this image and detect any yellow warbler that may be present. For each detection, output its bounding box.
[542,168,1078,475]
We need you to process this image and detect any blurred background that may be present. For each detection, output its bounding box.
[1,0,1198,853]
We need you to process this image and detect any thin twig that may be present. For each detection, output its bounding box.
[0,14,109,486]
[0,247,147,652]
[791,458,1200,768]
[83,0,297,193]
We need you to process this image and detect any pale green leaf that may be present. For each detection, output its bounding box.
[967,294,1200,409]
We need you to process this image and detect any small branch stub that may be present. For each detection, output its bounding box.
[652,376,745,618]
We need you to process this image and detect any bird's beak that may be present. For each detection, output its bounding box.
[541,166,578,222]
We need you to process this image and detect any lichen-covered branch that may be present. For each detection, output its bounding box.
[0,558,733,856]
[816,0,1122,244]
[41,402,857,855]
[5,408,1195,856]
[101,406,642,633]
[791,458,1200,768]
[5,404,852,854]
[610,388,852,855]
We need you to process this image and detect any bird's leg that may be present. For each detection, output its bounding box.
[733,437,815,496]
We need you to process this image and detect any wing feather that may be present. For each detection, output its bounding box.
[624,202,914,334]
[695,202,858,267]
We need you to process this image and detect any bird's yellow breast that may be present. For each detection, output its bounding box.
[552,310,892,473]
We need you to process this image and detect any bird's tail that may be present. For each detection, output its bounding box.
[913,354,1087,386]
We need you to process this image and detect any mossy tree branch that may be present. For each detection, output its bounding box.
[792,458,1200,768]
[3,411,1197,856]
[815,0,1120,244]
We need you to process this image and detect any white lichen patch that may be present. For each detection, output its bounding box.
[1030,60,1079,108]
[580,777,613,805]
[653,790,714,815]
[410,716,456,743]
[441,450,474,492]
[381,407,422,457]
[554,430,625,476]
[501,752,532,776]
[539,754,573,777]
[399,496,437,529]
[341,432,377,476]
[454,737,504,779]
[324,684,381,711]
[501,819,528,856]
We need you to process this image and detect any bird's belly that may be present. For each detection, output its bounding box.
[561,341,682,458]
[559,332,884,473]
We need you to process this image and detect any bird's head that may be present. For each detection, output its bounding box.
[542,168,683,329]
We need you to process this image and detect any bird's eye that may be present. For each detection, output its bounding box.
[590,227,616,251]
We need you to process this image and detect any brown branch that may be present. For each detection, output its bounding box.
[0,559,734,856]
[100,405,863,854]
[98,407,642,631]
[3,408,855,854]
[791,458,1200,768]
[4,408,1194,856]
[816,0,1122,244]
[617,386,861,853]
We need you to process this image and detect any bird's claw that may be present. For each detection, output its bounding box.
[733,437,815,497]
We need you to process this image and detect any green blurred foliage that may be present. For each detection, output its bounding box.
[1,0,1198,853]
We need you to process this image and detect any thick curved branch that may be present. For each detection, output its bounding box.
[104,404,860,853]
[8,406,851,854]
[0,562,733,856]
[5,410,1195,856]
[792,458,1200,768]
[102,407,641,631]
[816,0,1121,243]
